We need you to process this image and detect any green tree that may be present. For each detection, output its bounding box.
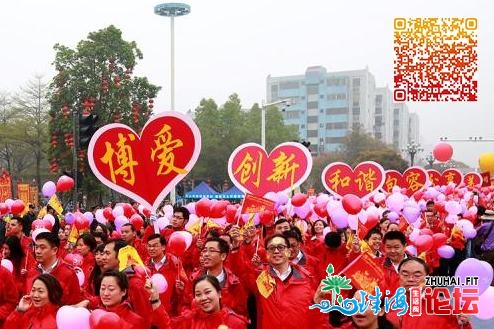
[48,25,160,206]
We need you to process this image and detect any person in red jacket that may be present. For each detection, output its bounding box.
[282,228,320,286]
[146,233,189,317]
[378,230,408,295]
[5,273,62,329]
[2,235,32,298]
[97,270,145,329]
[387,257,472,329]
[5,217,33,262]
[75,233,96,291]
[24,232,82,305]
[121,223,148,260]
[191,237,249,318]
[173,274,248,329]
[247,234,314,329]
[0,265,18,329]
[101,239,153,328]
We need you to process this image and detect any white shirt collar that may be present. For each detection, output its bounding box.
[272,265,292,281]
[39,259,58,274]
[153,255,167,270]
[293,250,304,264]
[207,269,226,284]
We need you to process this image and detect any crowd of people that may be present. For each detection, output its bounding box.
[0,196,492,329]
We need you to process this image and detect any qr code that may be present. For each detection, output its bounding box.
[393,18,478,102]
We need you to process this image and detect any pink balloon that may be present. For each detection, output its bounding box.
[151,273,168,293]
[437,245,455,259]
[112,206,124,218]
[95,209,107,224]
[386,193,405,213]
[1,259,13,273]
[43,214,56,226]
[42,181,57,198]
[402,206,421,224]
[433,142,453,162]
[330,207,349,229]
[176,231,193,250]
[74,267,85,287]
[477,286,494,320]
[405,245,417,257]
[32,228,50,241]
[56,305,90,329]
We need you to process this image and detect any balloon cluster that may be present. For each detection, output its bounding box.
[0,199,26,216]
[41,175,75,198]
[91,203,146,232]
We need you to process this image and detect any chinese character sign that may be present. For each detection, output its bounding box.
[0,170,12,201]
[463,172,482,188]
[88,112,201,212]
[427,169,442,186]
[228,142,312,196]
[384,167,428,197]
[322,162,385,198]
[442,168,463,186]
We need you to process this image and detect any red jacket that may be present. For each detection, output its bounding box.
[122,267,153,328]
[247,265,314,329]
[25,259,83,305]
[101,302,144,329]
[378,257,401,296]
[146,253,190,316]
[4,303,59,329]
[173,307,247,329]
[80,252,95,291]
[191,266,249,317]
[0,266,18,329]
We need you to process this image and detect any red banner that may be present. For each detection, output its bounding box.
[240,194,276,214]
[0,170,12,202]
[338,252,384,294]
[321,161,385,198]
[88,112,201,212]
[228,142,312,196]
[481,172,491,187]
[16,183,30,212]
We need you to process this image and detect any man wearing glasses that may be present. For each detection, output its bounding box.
[386,257,472,329]
[191,237,248,318]
[244,234,313,329]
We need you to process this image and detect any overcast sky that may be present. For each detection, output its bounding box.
[1,0,493,168]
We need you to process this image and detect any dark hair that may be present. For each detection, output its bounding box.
[94,243,105,254]
[92,223,109,236]
[283,228,303,243]
[383,230,407,246]
[311,219,327,236]
[264,234,290,249]
[122,223,136,232]
[174,206,190,221]
[274,218,290,228]
[35,232,60,248]
[193,274,221,294]
[101,270,129,300]
[3,236,25,275]
[33,274,63,306]
[92,231,108,244]
[324,232,342,249]
[107,239,128,255]
[426,200,435,206]
[10,216,24,228]
[398,256,430,274]
[147,233,167,246]
[77,233,97,252]
[381,210,390,217]
[379,217,390,224]
[205,237,230,254]
[364,229,382,241]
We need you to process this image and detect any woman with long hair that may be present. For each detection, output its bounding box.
[75,233,96,291]
[2,235,27,297]
[4,274,63,329]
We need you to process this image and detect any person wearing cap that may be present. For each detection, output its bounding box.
[476,209,494,265]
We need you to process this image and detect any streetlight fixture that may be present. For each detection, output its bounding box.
[154,2,190,204]
[424,152,435,168]
[261,99,290,148]
[402,140,423,166]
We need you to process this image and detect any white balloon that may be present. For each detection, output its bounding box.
[1,259,13,273]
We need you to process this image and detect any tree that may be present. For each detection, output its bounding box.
[48,25,160,206]
[13,76,50,191]
[190,94,298,190]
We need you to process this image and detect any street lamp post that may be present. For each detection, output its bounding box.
[402,140,423,166]
[261,99,290,149]
[424,152,435,168]
[154,2,190,205]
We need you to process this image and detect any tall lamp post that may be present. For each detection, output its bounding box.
[261,99,290,148]
[424,152,435,168]
[154,2,190,204]
[402,140,423,166]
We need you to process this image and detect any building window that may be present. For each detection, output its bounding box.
[271,85,279,93]
[307,101,318,109]
[352,107,360,115]
[279,81,299,90]
[326,122,348,129]
[325,137,346,143]
[307,116,318,123]
[307,84,318,94]
[307,130,318,138]
[375,107,382,114]
[301,124,306,129]
[320,123,324,128]
[286,111,300,119]
[353,78,360,87]
[326,107,348,115]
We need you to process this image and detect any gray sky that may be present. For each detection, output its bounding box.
[1,0,493,168]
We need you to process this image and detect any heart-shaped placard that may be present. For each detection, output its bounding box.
[427,168,463,187]
[383,166,428,196]
[321,161,385,198]
[427,169,442,186]
[228,142,312,196]
[464,172,482,188]
[88,112,201,211]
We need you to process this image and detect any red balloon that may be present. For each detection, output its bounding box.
[74,215,88,230]
[225,205,238,223]
[314,204,328,218]
[56,175,74,192]
[433,142,453,162]
[122,203,135,218]
[0,203,8,215]
[195,198,212,217]
[420,228,434,236]
[42,219,53,231]
[103,207,114,221]
[32,219,46,230]
[111,231,121,240]
[413,191,423,202]
[94,312,121,329]
[341,194,362,215]
[10,199,25,215]
[210,200,229,218]
[142,208,152,218]
[89,309,107,328]
[291,193,308,207]
[432,233,448,248]
[167,234,187,256]
[415,235,433,253]
[260,210,275,226]
[130,214,144,231]
[365,214,379,229]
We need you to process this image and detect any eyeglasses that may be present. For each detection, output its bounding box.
[200,248,222,254]
[399,272,425,280]
[172,215,185,220]
[266,244,288,253]
[147,244,161,249]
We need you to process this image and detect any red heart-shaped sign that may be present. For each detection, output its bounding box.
[88,112,201,211]
[383,167,428,196]
[427,168,463,186]
[427,169,442,186]
[321,161,385,198]
[463,172,482,188]
[228,142,312,196]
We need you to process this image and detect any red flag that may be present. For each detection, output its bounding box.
[338,252,384,294]
[481,172,491,187]
[358,220,369,240]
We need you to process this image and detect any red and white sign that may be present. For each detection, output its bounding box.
[383,166,429,196]
[88,112,201,212]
